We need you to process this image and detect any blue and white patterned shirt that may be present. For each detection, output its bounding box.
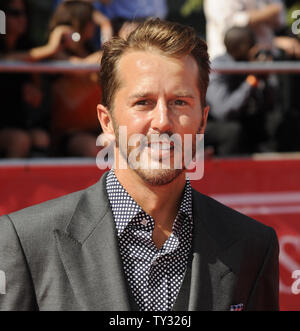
[106,170,193,311]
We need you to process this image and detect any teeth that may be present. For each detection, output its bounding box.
[161,143,171,150]
[149,143,172,151]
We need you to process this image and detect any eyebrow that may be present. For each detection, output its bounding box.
[173,92,195,99]
[129,92,154,100]
[129,91,195,100]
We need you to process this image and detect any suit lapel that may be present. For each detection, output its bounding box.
[54,173,137,311]
[173,189,242,311]
[187,220,239,311]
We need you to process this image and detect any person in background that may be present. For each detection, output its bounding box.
[48,1,102,157]
[48,1,99,61]
[97,0,168,20]
[204,0,300,60]
[52,0,114,47]
[0,0,50,158]
[96,0,168,36]
[2,1,102,63]
[206,26,280,155]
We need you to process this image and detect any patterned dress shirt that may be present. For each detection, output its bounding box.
[106,170,193,311]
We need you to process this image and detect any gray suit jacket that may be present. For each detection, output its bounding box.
[0,172,279,311]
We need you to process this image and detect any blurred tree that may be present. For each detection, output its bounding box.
[285,0,299,7]
[180,0,203,17]
[166,0,206,39]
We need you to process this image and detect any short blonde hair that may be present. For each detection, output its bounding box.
[100,18,210,110]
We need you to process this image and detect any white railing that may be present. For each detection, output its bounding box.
[0,60,99,74]
[0,60,300,74]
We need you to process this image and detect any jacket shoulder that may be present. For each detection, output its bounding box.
[4,182,100,236]
[192,189,277,246]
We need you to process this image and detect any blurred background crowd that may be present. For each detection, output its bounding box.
[0,0,300,159]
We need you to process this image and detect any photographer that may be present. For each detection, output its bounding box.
[2,1,102,64]
[204,0,300,60]
[206,26,279,155]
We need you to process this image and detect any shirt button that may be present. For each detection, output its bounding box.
[141,218,148,226]
[152,260,158,266]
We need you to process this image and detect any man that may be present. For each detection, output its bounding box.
[206,26,279,155]
[0,19,279,311]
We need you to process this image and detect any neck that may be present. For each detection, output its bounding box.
[114,167,186,231]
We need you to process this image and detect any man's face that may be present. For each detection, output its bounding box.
[100,50,209,185]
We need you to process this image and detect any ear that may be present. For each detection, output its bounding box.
[199,105,210,134]
[97,104,115,134]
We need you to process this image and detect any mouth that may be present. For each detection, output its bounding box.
[144,142,175,162]
[147,142,174,151]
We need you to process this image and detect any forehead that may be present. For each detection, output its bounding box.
[116,50,199,92]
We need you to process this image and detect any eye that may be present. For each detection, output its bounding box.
[134,99,155,108]
[173,99,188,106]
[135,100,149,106]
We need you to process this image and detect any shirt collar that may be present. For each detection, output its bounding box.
[106,169,193,236]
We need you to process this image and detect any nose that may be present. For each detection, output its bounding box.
[150,99,172,133]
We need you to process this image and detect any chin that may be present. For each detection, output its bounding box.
[133,168,184,186]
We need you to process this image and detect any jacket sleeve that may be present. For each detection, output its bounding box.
[0,215,38,311]
[246,228,280,311]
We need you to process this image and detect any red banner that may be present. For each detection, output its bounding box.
[1,158,300,310]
